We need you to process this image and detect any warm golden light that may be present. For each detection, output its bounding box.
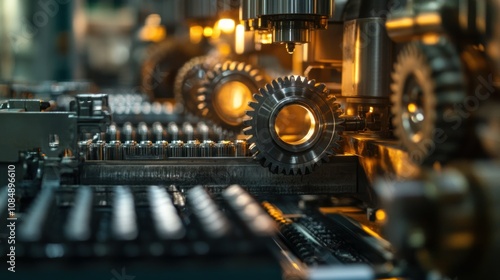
[407,103,417,113]
[235,24,245,54]
[422,33,441,45]
[386,17,414,30]
[145,14,161,26]
[213,81,253,125]
[189,25,204,44]
[139,14,166,42]
[255,31,273,44]
[275,104,317,145]
[203,26,213,37]
[217,18,235,33]
[217,43,232,56]
[375,209,387,221]
[415,13,442,27]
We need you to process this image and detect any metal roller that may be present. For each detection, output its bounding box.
[112,186,138,240]
[105,140,123,160]
[187,185,230,238]
[148,185,185,240]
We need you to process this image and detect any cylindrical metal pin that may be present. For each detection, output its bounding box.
[105,140,123,160]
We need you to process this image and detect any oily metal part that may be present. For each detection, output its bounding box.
[244,75,342,175]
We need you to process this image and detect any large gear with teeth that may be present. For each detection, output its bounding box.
[243,75,342,175]
[197,61,267,132]
[391,39,467,165]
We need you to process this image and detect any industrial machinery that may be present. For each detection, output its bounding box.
[1,0,500,279]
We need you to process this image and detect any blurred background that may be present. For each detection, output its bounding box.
[0,0,292,98]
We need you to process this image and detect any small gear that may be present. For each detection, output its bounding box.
[197,61,267,132]
[391,39,467,165]
[243,75,342,175]
[174,55,219,116]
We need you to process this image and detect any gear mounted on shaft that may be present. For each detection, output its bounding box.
[243,75,342,175]
[391,39,467,165]
[197,61,267,133]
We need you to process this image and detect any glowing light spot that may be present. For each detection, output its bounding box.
[203,26,213,37]
[218,18,235,33]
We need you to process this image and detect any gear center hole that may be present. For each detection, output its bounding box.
[274,104,317,146]
[214,81,253,125]
[403,74,425,142]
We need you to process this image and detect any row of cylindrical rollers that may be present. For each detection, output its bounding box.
[98,121,232,143]
[78,139,248,160]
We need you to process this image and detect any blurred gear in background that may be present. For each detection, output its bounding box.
[197,60,267,132]
[174,54,221,116]
[390,39,467,165]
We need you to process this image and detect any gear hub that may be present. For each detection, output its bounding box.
[244,75,342,175]
[197,61,267,133]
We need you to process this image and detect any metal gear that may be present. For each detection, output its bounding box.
[197,61,267,132]
[391,39,467,165]
[174,55,219,116]
[243,75,342,175]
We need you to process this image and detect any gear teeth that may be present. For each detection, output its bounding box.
[272,79,280,90]
[315,83,327,93]
[307,79,316,90]
[277,77,285,87]
[305,165,314,174]
[196,60,268,133]
[250,69,259,78]
[243,75,342,175]
[242,126,253,135]
[275,165,284,174]
[248,141,257,149]
[299,166,306,175]
[208,70,216,80]
[390,39,466,165]
[258,88,268,96]
[174,55,218,116]
[249,100,259,109]
[266,83,274,93]
[331,102,340,110]
[246,135,255,144]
